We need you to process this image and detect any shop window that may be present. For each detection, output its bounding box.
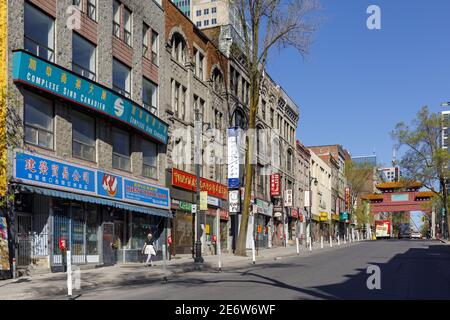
[24,2,55,62]
[131,215,162,250]
[72,110,96,162]
[24,92,54,149]
[142,77,158,115]
[72,33,96,80]
[113,59,131,98]
[112,128,131,171]
[142,139,158,179]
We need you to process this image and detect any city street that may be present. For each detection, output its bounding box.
[73,240,450,300]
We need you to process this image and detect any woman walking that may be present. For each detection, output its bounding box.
[142,233,156,267]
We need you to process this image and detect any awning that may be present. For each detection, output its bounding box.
[20,185,173,218]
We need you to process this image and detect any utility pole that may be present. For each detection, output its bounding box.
[194,109,204,265]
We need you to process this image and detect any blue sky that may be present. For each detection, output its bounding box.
[266,0,450,169]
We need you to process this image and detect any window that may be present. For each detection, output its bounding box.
[72,33,96,80]
[204,8,209,15]
[214,109,222,129]
[287,149,293,172]
[72,111,96,162]
[196,21,202,27]
[211,18,217,25]
[261,99,266,121]
[270,108,274,127]
[212,68,223,92]
[233,109,246,129]
[143,78,158,115]
[113,1,132,46]
[73,0,82,8]
[142,140,158,179]
[171,33,186,65]
[194,49,204,80]
[212,7,216,13]
[151,31,159,65]
[203,20,209,26]
[123,7,132,46]
[196,10,201,16]
[113,0,121,38]
[180,87,186,120]
[112,128,131,171]
[24,3,55,62]
[113,59,131,98]
[230,67,238,96]
[87,0,96,20]
[173,80,180,116]
[24,92,54,149]
[143,23,149,58]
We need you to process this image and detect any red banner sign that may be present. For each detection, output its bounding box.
[172,168,228,200]
[291,209,299,218]
[270,173,281,196]
[345,187,350,210]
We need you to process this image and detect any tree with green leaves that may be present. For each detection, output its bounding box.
[234,0,320,256]
[391,106,450,239]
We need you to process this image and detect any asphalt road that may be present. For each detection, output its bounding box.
[77,240,450,300]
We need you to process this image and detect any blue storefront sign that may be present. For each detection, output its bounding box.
[14,152,170,210]
[97,171,123,200]
[124,179,170,208]
[15,152,96,194]
[340,212,349,222]
[12,50,168,144]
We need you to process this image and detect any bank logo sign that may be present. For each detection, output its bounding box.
[12,50,168,144]
[14,152,169,209]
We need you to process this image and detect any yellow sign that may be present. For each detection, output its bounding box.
[320,212,329,221]
[205,224,210,234]
[200,191,208,210]
[312,214,321,222]
[0,0,7,197]
[332,214,340,221]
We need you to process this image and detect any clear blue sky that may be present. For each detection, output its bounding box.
[266,0,450,168]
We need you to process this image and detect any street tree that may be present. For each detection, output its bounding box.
[391,106,450,239]
[234,0,320,256]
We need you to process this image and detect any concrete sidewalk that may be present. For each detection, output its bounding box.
[0,239,364,300]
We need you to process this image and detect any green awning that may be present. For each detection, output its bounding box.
[20,185,173,218]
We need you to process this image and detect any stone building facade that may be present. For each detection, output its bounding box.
[5,0,171,272]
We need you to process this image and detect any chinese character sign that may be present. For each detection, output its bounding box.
[15,152,96,193]
[270,173,281,196]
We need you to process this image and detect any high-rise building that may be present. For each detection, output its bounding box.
[172,0,192,17]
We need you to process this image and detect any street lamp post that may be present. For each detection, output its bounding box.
[307,174,318,247]
[194,108,211,264]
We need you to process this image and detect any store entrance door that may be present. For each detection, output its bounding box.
[102,223,114,266]
[16,213,32,267]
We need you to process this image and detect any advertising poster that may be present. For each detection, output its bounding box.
[0,217,9,271]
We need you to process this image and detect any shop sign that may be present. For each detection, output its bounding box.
[340,212,349,222]
[345,187,350,210]
[312,214,321,222]
[256,199,271,216]
[12,51,168,144]
[227,128,240,189]
[15,152,96,195]
[291,209,299,218]
[229,190,240,213]
[299,214,304,222]
[331,214,340,221]
[207,209,230,220]
[257,225,263,233]
[192,204,197,213]
[273,205,283,213]
[284,189,293,207]
[207,195,220,207]
[320,212,329,221]
[171,199,193,212]
[270,173,281,196]
[172,168,227,200]
[14,152,170,209]
[200,191,208,210]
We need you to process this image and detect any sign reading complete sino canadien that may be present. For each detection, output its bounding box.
[12,50,168,144]
[172,168,228,200]
[14,152,170,209]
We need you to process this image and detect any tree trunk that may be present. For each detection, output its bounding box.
[235,71,259,257]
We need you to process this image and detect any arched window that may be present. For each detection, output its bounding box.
[271,138,280,168]
[171,33,186,65]
[232,109,246,129]
[256,125,266,160]
[287,149,293,173]
[212,68,223,93]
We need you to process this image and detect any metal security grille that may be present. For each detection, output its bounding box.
[52,209,69,265]
[17,214,32,267]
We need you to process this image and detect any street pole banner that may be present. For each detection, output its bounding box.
[200,191,208,210]
[0,217,9,271]
[284,189,293,207]
[227,128,240,189]
[229,190,240,213]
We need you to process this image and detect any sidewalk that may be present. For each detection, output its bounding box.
[0,239,364,300]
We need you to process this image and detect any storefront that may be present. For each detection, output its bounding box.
[331,213,340,238]
[311,214,321,242]
[12,152,171,270]
[169,168,228,256]
[255,199,272,248]
[319,212,330,238]
[339,212,349,237]
[287,208,299,245]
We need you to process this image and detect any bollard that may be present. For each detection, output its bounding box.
[252,238,256,264]
[320,236,324,249]
[330,235,332,248]
[309,237,312,251]
[162,244,168,283]
[338,236,340,246]
[296,237,299,255]
[67,250,72,299]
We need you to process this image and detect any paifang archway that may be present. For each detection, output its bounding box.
[361,181,433,216]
